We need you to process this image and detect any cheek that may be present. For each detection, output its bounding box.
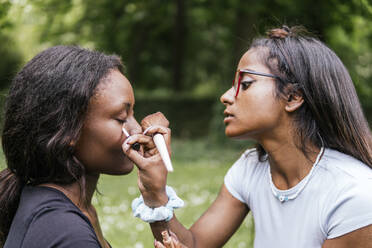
[85,121,123,149]
[75,121,124,167]
[89,120,124,145]
[98,124,123,146]
[254,85,278,107]
[237,88,282,127]
[239,89,274,113]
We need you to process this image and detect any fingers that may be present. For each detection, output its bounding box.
[122,134,161,170]
[143,125,170,136]
[155,230,187,248]
[154,240,165,248]
[124,134,152,146]
[162,231,175,248]
[140,112,171,157]
[143,126,172,156]
[154,229,187,248]
[141,112,170,130]
[169,231,180,243]
[144,147,159,157]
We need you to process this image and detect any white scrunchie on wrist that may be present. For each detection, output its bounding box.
[131,186,184,223]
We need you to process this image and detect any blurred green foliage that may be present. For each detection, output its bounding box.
[5,0,372,94]
[1,0,372,135]
[0,138,253,247]
[0,0,22,90]
[134,95,215,137]
[1,1,371,246]
[93,138,252,247]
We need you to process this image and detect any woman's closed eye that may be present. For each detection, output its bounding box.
[115,118,127,124]
[241,80,255,90]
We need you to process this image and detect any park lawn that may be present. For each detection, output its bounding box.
[0,139,255,248]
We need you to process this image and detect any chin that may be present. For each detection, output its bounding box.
[225,128,252,140]
[118,163,135,175]
[106,162,135,175]
[225,128,243,138]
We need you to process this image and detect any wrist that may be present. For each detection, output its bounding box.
[142,191,168,207]
[132,185,184,223]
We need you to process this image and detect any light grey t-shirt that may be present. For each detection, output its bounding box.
[224,148,372,248]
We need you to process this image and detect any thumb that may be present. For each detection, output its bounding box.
[122,141,147,170]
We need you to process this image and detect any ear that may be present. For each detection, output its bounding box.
[284,91,304,112]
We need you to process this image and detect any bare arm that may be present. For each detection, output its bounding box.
[122,113,248,247]
[150,184,249,248]
[123,133,249,247]
[322,225,372,248]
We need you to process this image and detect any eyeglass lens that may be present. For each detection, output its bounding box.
[232,69,277,97]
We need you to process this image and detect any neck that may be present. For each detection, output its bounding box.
[40,173,99,211]
[260,137,321,190]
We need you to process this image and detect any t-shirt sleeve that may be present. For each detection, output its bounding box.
[323,179,372,239]
[22,208,101,248]
[224,149,256,205]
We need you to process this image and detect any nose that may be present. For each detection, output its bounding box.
[125,116,142,135]
[220,87,235,106]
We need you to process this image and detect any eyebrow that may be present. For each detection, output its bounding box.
[239,68,278,79]
[241,68,256,72]
[116,102,132,114]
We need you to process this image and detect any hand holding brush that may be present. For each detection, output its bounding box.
[141,112,173,172]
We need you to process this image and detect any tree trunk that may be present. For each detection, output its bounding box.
[172,0,187,92]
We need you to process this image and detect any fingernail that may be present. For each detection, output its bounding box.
[123,137,132,151]
[143,126,153,135]
[162,230,170,242]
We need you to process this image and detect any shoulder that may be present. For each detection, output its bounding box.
[15,186,100,247]
[22,205,100,247]
[318,148,372,181]
[229,148,264,170]
[316,148,372,197]
[227,148,267,177]
[317,148,372,200]
[17,186,89,226]
[318,149,372,239]
[224,148,267,204]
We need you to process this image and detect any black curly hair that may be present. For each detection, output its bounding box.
[0,45,123,245]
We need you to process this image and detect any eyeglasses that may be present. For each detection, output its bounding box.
[232,69,279,97]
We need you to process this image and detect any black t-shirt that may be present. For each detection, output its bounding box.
[5,186,108,248]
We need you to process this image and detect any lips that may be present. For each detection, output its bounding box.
[223,110,234,123]
[224,110,234,117]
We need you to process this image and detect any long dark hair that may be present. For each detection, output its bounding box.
[251,26,372,167]
[0,45,123,245]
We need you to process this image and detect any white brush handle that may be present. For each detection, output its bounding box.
[153,133,173,172]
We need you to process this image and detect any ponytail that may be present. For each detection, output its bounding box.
[0,168,24,246]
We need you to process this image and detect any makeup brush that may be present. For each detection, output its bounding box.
[141,112,173,172]
[153,133,173,172]
[122,127,141,151]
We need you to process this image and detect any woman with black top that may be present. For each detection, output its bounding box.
[0,46,168,247]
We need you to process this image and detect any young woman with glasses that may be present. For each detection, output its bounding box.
[124,26,372,248]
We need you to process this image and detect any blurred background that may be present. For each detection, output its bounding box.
[0,0,371,247]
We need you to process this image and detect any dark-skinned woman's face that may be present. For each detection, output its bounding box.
[74,69,141,175]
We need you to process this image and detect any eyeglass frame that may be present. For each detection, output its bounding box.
[232,69,279,97]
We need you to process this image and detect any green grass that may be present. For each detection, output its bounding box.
[0,139,255,247]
